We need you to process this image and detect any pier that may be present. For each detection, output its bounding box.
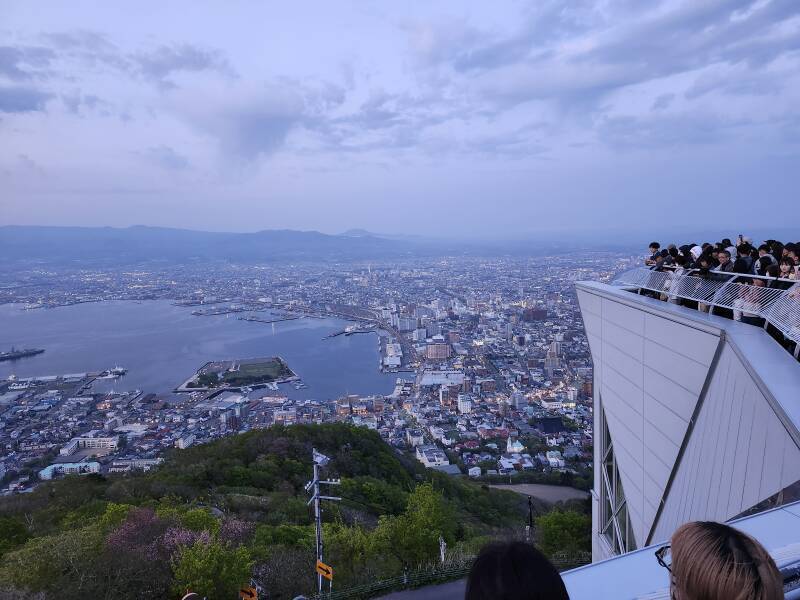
[238,315,301,324]
[322,325,376,340]
[191,307,246,316]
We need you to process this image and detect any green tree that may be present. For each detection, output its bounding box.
[172,540,252,599]
[324,521,380,585]
[0,525,104,596]
[535,509,590,556]
[375,483,455,568]
[0,516,29,556]
[252,524,314,552]
[181,508,221,535]
[99,502,134,531]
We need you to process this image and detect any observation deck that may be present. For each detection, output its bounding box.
[611,266,800,358]
[575,274,800,564]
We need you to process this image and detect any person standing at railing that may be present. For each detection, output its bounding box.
[663,256,688,303]
[755,245,777,276]
[645,242,661,267]
[733,279,766,326]
[690,256,716,313]
[690,245,703,266]
[665,246,680,267]
[768,240,781,261]
[733,244,755,274]
[722,238,738,260]
[764,265,791,291]
[707,248,721,268]
[780,258,797,281]
[787,244,800,278]
[716,250,735,276]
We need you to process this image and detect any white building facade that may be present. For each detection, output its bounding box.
[576,280,800,561]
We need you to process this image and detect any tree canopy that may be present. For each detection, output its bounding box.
[0,423,587,599]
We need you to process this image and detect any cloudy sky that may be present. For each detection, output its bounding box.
[2,1,799,237]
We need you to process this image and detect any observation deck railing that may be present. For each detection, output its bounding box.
[610,267,800,358]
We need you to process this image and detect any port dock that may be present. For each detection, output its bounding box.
[0,348,45,362]
[238,315,301,324]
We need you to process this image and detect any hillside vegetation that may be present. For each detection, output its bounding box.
[0,424,587,599]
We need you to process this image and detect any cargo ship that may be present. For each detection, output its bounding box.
[0,347,45,362]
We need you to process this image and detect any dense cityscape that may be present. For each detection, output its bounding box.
[0,251,636,493]
[4,0,800,597]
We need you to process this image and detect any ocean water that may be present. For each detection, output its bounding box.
[0,301,397,399]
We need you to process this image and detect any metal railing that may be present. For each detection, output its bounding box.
[611,267,800,357]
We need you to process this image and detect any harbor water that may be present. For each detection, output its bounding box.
[0,301,397,399]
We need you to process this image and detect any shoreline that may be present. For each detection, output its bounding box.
[0,300,399,399]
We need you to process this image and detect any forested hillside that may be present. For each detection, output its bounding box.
[0,424,588,599]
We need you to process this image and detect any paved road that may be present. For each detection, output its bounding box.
[489,483,589,503]
[377,579,465,600]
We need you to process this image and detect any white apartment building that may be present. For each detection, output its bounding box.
[59,434,120,456]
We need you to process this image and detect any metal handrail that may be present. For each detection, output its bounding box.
[611,268,800,357]
[659,264,797,284]
[764,283,800,344]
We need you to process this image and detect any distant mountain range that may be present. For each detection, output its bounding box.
[0,225,419,265]
[0,225,586,265]
[4,224,795,266]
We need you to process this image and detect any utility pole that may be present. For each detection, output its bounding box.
[526,495,534,540]
[306,449,341,595]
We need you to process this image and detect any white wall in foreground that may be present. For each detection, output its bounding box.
[577,284,800,557]
[653,341,800,541]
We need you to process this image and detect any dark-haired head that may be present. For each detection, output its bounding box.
[465,541,569,600]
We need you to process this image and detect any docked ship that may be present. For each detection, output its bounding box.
[0,347,45,362]
[96,366,127,379]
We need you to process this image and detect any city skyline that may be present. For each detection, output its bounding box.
[3,1,800,235]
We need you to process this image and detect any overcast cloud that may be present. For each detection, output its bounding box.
[1,1,799,236]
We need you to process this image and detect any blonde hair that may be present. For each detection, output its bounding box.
[671,521,782,600]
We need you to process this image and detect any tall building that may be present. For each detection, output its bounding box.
[544,345,560,371]
[426,342,452,360]
[523,307,548,322]
[576,278,800,560]
[397,316,418,332]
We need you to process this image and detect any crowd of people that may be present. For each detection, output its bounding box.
[637,236,800,358]
[464,521,784,599]
[645,236,800,286]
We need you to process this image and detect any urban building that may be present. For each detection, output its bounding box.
[39,461,101,480]
[59,434,120,456]
[415,444,450,467]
